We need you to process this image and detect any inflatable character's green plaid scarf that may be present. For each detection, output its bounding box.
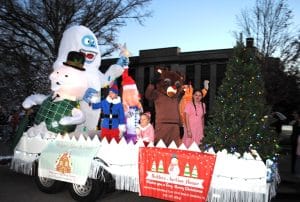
[34,97,79,133]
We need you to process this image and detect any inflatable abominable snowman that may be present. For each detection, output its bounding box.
[22,51,88,138]
[53,25,127,132]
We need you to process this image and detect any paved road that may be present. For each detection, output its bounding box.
[270,152,300,202]
[0,140,163,202]
[0,164,164,202]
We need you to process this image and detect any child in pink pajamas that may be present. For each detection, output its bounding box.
[136,112,154,146]
[182,89,206,148]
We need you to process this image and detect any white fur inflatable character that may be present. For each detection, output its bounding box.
[22,51,88,138]
[53,25,127,131]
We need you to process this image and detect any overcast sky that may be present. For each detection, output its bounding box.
[105,0,300,58]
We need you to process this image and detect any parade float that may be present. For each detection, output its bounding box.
[10,26,280,202]
[11,132,279,202]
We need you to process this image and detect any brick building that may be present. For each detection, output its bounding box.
[101,46,233,112]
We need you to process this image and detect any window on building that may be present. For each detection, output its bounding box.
[185,65,195,85]
[164,65,171,70]
[144,67,150,92]
[142,66,154,114]
[216,63,227,89]
[201,64,210,82]
[199,64,210,113]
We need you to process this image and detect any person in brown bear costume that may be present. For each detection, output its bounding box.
[145,68,185,146]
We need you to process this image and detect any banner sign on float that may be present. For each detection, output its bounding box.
[39,141,98,185]
[139,147,216,202]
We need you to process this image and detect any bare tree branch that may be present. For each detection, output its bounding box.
[236,0,300,70]
[0,0,152,110]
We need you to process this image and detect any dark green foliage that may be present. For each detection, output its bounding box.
[202,42,279,160]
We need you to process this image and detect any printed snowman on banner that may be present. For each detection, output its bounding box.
[168,154,180,178]
[53,25,128,132]
[22,51,89,138]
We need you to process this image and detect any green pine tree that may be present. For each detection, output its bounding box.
[202,42,279,161]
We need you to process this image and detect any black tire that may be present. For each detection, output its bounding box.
[68,178,105,202]
[34,174,66,194]
[103,172,115,193]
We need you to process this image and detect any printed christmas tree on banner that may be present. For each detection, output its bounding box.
[151,161,157,172]
[158,160,164,173]
[202,39,279,161]
[184,163,190,177]
[192,165,198,178]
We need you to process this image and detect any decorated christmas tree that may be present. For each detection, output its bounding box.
[202,40,279,160]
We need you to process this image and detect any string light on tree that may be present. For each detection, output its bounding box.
[202,40,279,161]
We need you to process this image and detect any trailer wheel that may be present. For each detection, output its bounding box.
[34,175,65,193]
[34,161,65,194]
[68,178,105,202]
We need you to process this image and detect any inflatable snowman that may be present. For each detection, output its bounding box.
[53,25,127,132]
[22,51,88,138]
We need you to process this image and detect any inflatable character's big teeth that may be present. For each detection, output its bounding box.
[80,49,98,63]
